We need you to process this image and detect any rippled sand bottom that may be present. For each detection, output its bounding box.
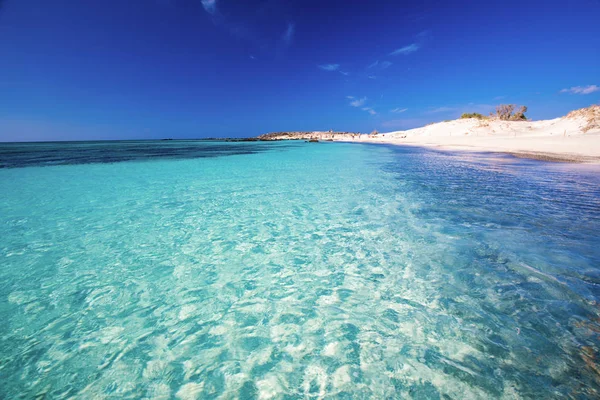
[1,142,600,398]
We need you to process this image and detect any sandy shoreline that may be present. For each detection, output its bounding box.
[260,105,600,163]
[335,134,600,163]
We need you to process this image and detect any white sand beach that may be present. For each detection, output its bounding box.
[264,106,600,163]
[348,106,600,162]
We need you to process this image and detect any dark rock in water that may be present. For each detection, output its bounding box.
[225,138,259,142]
[308,139,319,143]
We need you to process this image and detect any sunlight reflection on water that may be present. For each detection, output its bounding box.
[1,141,600,398]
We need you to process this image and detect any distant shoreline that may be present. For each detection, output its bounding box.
[256,105,600,164]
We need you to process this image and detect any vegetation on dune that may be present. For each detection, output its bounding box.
[460,113,486,119]
[567,104,600,132]
[428,104,529,127]
[492,104,528,121]
[460,105,528,121]
[260,104,600,139]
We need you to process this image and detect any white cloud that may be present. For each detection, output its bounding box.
[339,71,350,76]
[416,30,432,41]
[424,103,494,115]
[560,85,599,95]
[368,75,376,80]
[282,23,295,47]
[362,107,377,115]
[462,103,494,114]
[198,1,263,49]
[200,0,217,15]
[427,106,456,114]
[347,97,376,115]
[368,60,392,70]
[390,43,419,56]
[350,97,367,107]
[318,64,340,71]
[391,108,408,113]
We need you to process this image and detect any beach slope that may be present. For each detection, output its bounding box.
[260,105,600,163]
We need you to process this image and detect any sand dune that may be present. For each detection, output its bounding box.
[258,106,600,162]
[344,105,600,162]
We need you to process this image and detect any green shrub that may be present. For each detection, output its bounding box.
[460,113,486,119]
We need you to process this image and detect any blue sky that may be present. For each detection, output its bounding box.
[0,0,599,141]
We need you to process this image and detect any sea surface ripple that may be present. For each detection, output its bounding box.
[1,141,600,399]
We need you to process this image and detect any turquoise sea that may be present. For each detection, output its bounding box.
[1,140,600,399]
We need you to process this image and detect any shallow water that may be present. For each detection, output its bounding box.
[1,141,600,399]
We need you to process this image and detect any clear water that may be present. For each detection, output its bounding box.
[1,141,600,399]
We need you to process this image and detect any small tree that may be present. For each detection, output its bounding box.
[511,105,528,120]
[494,104,515,120]
[492,104,528,121]
[370,130,379,135]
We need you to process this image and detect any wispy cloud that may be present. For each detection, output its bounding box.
[250,55,256,60]
[362,107,377,115]
[200,0,217,15]
[198,0,265,49]
[390,43,420,56]
[368,75,376,80]
[318,64,340,71]
[282,23,295,47]
[426,106,456,114]
[368,60,392,70]
[462,103,494,114]
[389,30,431,56]
[350,97,367,107]
[424,103,494,115]
[347,96,376,115]
[339,71,350,76]
[416,30,432,40]
[560,85,599,95]
[391,108,408,113]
